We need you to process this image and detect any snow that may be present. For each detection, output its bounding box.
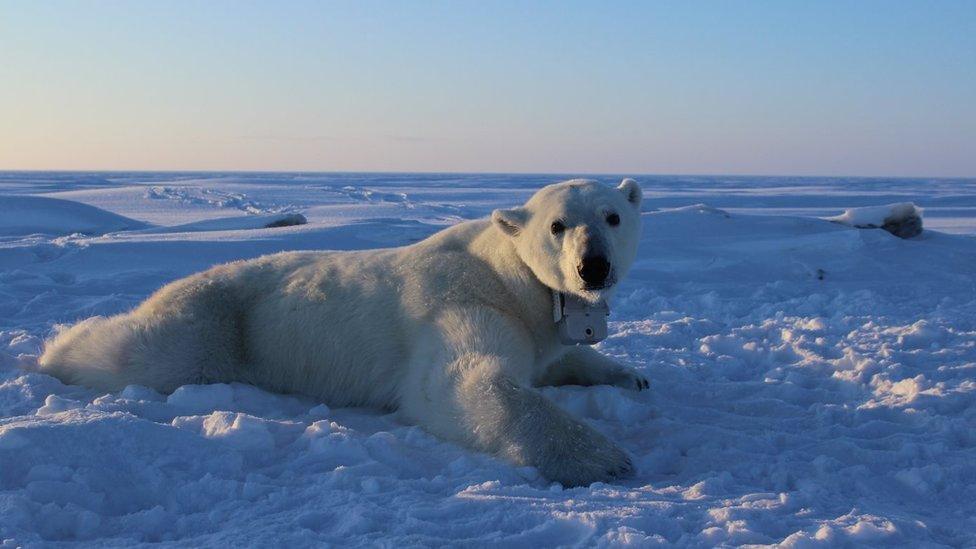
[826,202,921,228]
[825,203,924,238]
[131,213,307,234]
[1,172,975,546]
[0,195,146,237]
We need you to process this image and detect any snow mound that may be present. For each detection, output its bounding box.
[658,203,730,217]
[132,213,307,234]
[825,203,923,238]
[0,196,147,237]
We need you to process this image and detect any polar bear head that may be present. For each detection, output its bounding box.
[492,178,642,303]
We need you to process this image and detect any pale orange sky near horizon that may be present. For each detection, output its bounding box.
[2,1,974,177]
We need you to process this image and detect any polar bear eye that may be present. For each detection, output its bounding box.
[550,221,566,235]
[606,213,620,226]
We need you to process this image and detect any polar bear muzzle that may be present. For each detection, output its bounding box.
[578,254,612,289]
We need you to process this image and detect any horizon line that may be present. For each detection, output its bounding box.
[1,168,973,181]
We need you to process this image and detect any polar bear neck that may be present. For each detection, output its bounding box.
[467,222,558,340]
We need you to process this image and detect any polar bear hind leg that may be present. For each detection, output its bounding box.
[39,274,247,394]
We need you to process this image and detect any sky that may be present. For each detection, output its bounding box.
[1,1,974,177]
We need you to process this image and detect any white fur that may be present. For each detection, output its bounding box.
[39,178,647,486]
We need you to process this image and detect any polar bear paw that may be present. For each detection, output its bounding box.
[530,421,634,487]
[606,369,650,391]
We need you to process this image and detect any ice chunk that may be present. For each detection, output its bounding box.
[825,203,922,238]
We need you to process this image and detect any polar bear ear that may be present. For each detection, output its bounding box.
[492,208,528,237]
[618,178,642,208]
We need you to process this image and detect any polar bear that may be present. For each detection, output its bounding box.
[39,178,647,486]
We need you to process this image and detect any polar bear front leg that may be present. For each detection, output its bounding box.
[538,346,649,391]
[399,309,633,487]
[458,368,634,486]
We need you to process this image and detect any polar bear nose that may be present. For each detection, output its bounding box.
[578,255,611,288]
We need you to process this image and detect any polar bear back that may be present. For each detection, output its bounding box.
[185,219,518,407]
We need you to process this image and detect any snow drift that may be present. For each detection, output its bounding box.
[0,196,146,237]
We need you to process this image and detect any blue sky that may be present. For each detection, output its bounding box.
[1,1,974,176]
